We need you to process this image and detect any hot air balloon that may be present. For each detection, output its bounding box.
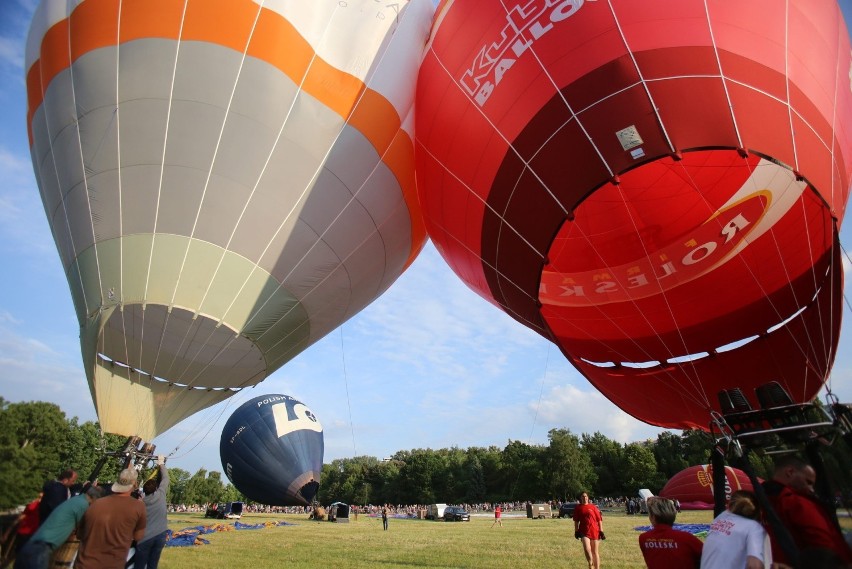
[220,394,323,506]
[25,0,434,440]
[660,464,754,510]
[415,0,852,430]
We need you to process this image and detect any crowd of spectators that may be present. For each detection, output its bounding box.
[166,498,629,518]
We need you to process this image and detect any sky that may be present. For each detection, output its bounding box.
[2,0,852,477]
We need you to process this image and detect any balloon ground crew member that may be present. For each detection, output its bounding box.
[136,456,170,569]
[38,469,77,523]
[75,468,146,569]
[15,485,105,569]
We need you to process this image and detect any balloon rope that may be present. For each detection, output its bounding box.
[506,344,552,501]
[163,389,248,461]
[527,344,551,444]
[340,326,357,456]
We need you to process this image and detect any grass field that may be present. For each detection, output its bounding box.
[160,509,717,569]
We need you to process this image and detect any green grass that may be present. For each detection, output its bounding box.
[160,509,717,568]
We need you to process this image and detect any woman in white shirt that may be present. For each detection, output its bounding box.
[701,490,769,569]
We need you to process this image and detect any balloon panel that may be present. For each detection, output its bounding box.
[416,0,852,429]
[659,464,754,510]
[26,0,434,439]
[220,394,323,506]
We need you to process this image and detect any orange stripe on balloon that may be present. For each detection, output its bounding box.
[120,0,185,42]
[26,0,421,254]
[27,0,403,159]
[384,129,427,269]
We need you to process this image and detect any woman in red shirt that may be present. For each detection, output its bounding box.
[573,492,604,569]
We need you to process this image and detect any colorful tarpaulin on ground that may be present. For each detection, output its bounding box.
[166,520,296,547]
[635,523,711,538]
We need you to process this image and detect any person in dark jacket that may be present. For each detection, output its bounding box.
[38,469,77,523]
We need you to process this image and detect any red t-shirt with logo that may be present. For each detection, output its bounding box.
[639,523,703,569]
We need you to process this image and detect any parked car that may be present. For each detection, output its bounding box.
[443,506,471,522]
[558,501,579,518]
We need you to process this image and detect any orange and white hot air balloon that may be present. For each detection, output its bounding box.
[25,0,434,440]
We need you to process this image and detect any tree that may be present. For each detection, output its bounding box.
[165,467,192,505]
[681,429,713,466]
[370,459,402,505]
[547,428,595,500]
[182,469,227,506]
[652,431,689,481]
[395,449,443,504]
[468,446,503,500]
[501,440,546,501]
[621,442,662,492]
[463,454,487,503]
[64,420,128,483]
[0,400,71,508]
[580,432,623,497]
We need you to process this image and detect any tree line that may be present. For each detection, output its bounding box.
[2,398,849,510]
[318,428,756,506]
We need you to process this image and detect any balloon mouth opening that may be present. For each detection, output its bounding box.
[299,481,320,503]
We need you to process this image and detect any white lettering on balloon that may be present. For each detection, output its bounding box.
[460,0,586,106]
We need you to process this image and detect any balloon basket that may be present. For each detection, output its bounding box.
[50,538,80,568]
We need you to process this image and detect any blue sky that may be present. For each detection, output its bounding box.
[2,0,852,476]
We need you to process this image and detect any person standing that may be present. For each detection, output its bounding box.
[381,505,389,531]
[639,496,702,569]
[762,455,852,565]
[38,469,77,523]
[573,492,604,569]
[700,490,768,569]
[491,505,503,528]
[135,456,169,569]
[15,486,105,569]
[75,468,147,569]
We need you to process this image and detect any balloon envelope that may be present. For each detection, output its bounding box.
[659,464,754,510]
[25,0,434,439]
[220,394,323,506]
[415,0,852,429]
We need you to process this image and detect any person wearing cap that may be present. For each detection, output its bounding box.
[75,468,147,569]
[14,485,105,569]
[135,456,169,569]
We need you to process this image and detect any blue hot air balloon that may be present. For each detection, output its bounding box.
[220,394,323,506]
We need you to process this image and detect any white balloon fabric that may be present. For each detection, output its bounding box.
[25,0,434,439]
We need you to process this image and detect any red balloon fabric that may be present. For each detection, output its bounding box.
[415,0,852,430]
[660,464,754,510]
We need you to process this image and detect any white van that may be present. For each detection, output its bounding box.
[638,489,654,514]
[426,503,447,520]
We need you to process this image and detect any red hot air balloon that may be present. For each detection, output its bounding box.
[660,464,754,510]
[415,0,852,430]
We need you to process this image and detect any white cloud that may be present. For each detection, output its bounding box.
[0,320,96,423]
[536,383,665,444]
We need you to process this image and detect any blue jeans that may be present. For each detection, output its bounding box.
[133,531,168,569]
[14,540,54,569]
